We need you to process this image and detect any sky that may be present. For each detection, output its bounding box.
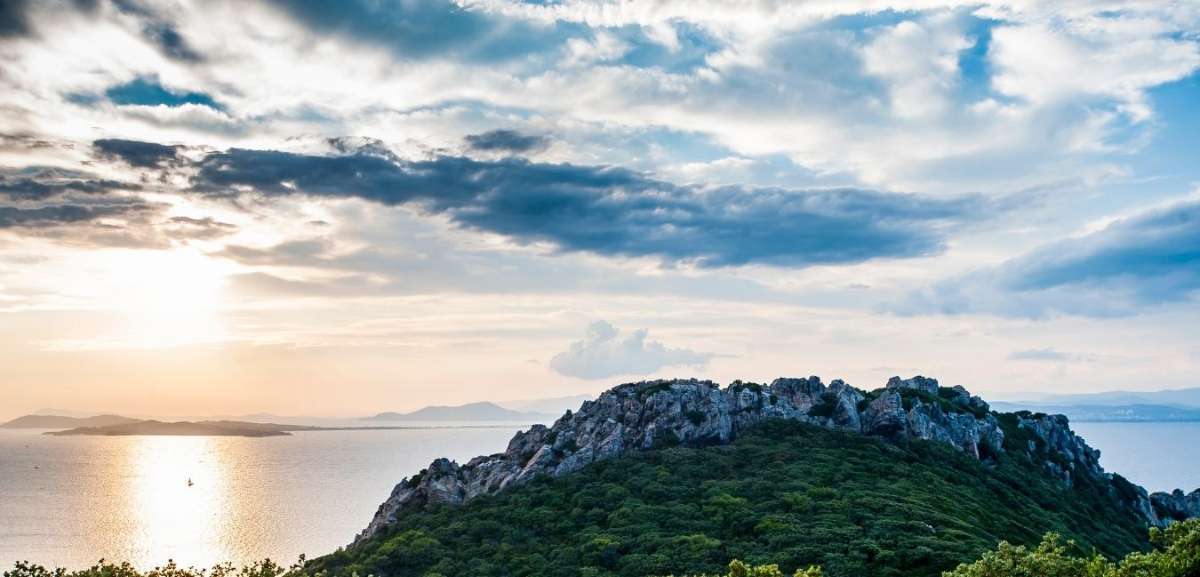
[0,0,1198,419]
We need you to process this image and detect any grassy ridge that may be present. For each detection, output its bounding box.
[309,420,1149,577]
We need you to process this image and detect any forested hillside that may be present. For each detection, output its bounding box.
[310,420,1150,577]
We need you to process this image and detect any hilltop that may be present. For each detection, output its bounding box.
[309,375,1200,577]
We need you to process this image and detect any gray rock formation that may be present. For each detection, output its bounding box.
[1152,489,1200,522]
[354,375,1196,544]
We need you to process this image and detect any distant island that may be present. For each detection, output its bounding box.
[992,386,1200,422]
[498,394,593,415]
[990,401,1200,422]
[24,416,519,437]
[44,419,322,437]
[364,401,554,422]
[1026,386,1200,407]
[0,414,140,429]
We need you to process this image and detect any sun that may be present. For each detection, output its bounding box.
[38,246,235,351]
[110,247,232,349]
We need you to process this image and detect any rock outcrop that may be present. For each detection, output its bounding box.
[355,375,1196,544]
[1152,489,1200,523]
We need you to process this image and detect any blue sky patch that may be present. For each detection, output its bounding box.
[104,77,222,110]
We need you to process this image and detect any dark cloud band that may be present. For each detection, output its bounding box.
[94,138,183,168]
[465,130,549,154]
[0,202,150,229]
[897,199,1200,317]
[0,176,135,201]
[189,145,984,267]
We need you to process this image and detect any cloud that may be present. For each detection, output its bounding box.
[0,0,32,38]
[899,198,1200,317]
[0,202,151,229]
[465,129,549,153]
[163,216,237,240]
[111,0,205,62]
[189,147,987,268]
[0,174,136,201]
[0,168,215,246]
[142,22,203,62]
[94,138,183,168]
[861,15,971,119]
[265,0,574,63]
[0,0,94,38]
[988,15,1200,122]
[549,320,711,379]
[1008,348,1094,362]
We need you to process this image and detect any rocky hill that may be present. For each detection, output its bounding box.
[356,376,1200,545]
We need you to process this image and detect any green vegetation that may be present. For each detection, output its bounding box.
[694,519,1200,577]
[942,518,1200,577]
[897,388,987,419]
[663,559,823,577]
[308,420,1149,577]
[7,521,1196,577]
[3,560,297,577]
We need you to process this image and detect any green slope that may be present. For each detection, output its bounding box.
[310,420,1150,577]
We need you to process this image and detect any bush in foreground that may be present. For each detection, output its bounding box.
[663,559,823,577]
[3,520,1197,577]
[942,518,1200,577]
[3,559,295,577]
[704,518,1200,577]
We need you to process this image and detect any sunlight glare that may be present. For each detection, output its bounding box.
[127,437,228,568]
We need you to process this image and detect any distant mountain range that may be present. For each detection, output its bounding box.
[44,419,320,437]
[1024,387,1200,408]
[991,402,1200,422]
[992,386,1200,422]
[364,401,554,422]
[497,394,592,416]
[0,414,140,429]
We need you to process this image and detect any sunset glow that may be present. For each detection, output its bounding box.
[0,0,1197,419]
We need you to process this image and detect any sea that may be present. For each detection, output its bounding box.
[1,421,1198,570]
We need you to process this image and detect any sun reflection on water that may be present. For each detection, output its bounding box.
[126,437,228,568]
[1,427,527,570]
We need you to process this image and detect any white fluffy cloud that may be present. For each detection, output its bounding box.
[988,15,1200,122]
[549,320,712,380]
[862,15,971,119]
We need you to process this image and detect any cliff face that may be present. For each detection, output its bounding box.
[355,375,1193,544]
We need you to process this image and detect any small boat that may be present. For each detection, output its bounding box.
[187,478,194,487]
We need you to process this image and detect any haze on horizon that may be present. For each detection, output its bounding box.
[1,0,1198,422]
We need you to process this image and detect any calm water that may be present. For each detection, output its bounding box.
[2,421,1199,570]
[1071,422,1200,493]
[0,426,523,570]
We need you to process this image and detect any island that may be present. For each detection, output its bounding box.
[45,419,323,437]
[364,401,553,422]
[39,419,512,437]
[1,414,140,429]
